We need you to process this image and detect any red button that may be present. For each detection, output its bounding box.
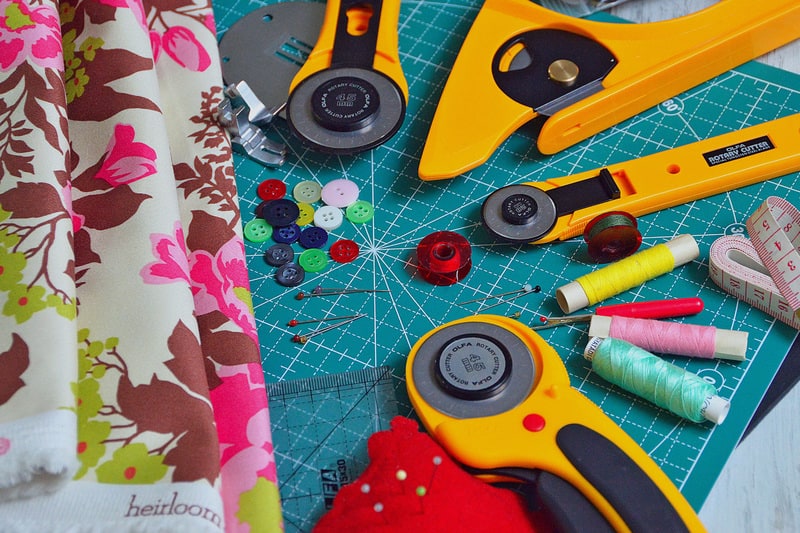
[330,239,359,263]
[523,413,546,432]
[257,179,287,201]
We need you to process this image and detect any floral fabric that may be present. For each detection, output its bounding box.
[0,0,281,531]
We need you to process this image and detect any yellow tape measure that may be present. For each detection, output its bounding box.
[709,197,800,329]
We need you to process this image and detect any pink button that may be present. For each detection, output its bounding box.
[321,178,359,208]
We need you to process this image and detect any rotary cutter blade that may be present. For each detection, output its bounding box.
[406,315,705,532]
[418,0,800,180]
[286,0,408,154]
[481,113,800,245]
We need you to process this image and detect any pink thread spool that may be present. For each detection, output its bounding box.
[588,315,748,361]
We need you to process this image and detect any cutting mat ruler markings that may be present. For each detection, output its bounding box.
[266,367,399,532]
[213,0,800,515]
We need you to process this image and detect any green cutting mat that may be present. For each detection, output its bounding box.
[212,0,800,515]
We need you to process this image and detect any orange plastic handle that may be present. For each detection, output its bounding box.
[418,0,800,180]
[407,315,706,533]
[529,113,800,244]
[288,0,407,99]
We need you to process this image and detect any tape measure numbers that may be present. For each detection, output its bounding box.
[710,197,800,329]
[266,367,399,532]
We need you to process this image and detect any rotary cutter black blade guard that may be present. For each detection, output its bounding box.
[285,0,407,154]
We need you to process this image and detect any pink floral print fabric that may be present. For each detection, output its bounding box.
[0,0,281,530]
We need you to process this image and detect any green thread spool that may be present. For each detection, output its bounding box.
[584,337,730,424]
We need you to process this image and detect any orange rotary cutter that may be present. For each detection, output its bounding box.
[418,0,800,180]
[481,113,800,244]
[406,315,705,532]
[285,0,408,154]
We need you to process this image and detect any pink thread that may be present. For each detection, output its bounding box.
[0,437,10,455]
[608,316,716,358]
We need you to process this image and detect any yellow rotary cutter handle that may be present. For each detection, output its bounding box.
[481,113,800,244]
[285,0,408,154]
[406,315,705,533]
[418,0,800,180]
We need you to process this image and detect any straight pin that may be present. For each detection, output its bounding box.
[295,286,389,300]
[457,283,535,305]
[291,314,366,344]
[287,314,363,327]
[468,285,541,313]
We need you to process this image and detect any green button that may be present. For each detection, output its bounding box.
[298,248,328,273]
[296,202,315,226]
[293,180,322,203]
[345,200,374,224]
[244,218,273,243]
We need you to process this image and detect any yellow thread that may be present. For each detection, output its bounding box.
[577,243,676,305]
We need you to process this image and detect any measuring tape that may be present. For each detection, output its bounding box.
[709,196,800,329]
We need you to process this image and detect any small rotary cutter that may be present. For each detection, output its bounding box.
[481,113,800,244]
[418,0,800,180]
[406,315,705,533]
[285,0,408,154]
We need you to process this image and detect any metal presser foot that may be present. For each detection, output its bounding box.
[217,81,287,168]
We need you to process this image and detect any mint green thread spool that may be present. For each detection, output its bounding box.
[584,337,730,424]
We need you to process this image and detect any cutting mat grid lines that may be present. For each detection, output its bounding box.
[213,0,800,513]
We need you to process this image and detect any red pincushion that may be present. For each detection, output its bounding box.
[314,416,555,532]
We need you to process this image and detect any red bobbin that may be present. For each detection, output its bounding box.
[416,231,472,286]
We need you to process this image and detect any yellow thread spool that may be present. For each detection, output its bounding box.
[556,234,699,313]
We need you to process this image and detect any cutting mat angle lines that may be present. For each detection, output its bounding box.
[213,0,800,512]
[267,367,399,532]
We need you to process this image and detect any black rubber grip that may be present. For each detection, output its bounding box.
[484,467,614,533]
[548,168,620,216]
[556,423,690,533]
[331,0,383,69]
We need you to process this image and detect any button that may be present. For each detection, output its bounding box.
[522,413,546,432]
[243,218,273,243]
[273,223,301,244]
[275,262,305,287]
[293,180,322,203]
[296,202,315,226]
[261,198,300,226]
[321,178,359,208]
[345,200,374,224]
[330,239,359,263]
[313,205,344,231]
[299,226,329,249]
[299,248,328,273]
[264,243,294,267]
[257,179,287,201]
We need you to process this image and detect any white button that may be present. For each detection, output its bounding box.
[313,205,344,231]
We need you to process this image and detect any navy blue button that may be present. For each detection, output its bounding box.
[264,243,294,267]
[275,262,305,287]
[261,198,300,226]
[299,226,329,249]
[273,223,301,244]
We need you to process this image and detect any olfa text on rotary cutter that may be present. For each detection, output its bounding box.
[418,0,800,180]
[285,0,407,154]
[407,315,705,532]
[481,113,800,244]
